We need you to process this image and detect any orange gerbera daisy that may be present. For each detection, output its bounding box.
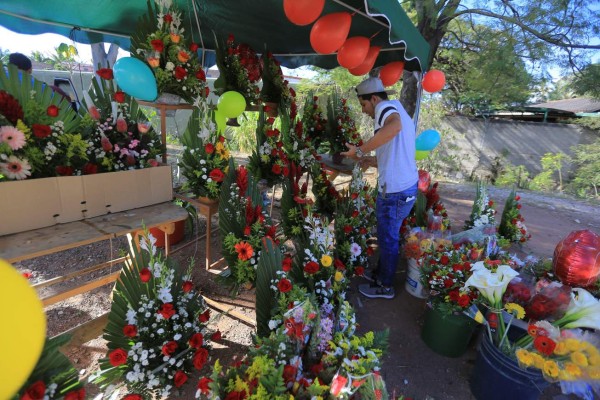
[234,241,254,261]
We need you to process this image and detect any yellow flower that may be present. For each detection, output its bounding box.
[334,271,344,282]
[563,362,583,379]
[321,254,333,267]
[505,303,525,319]
[588,366,600,379]
[531,353,546,369]
[554,341,569,356]
[516,348,535,367]
[564,338,582,352]
[542,360,560,380]
[571,351,589,367]
[588,352,600,366]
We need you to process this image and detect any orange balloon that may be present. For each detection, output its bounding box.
[348,46,381,76]
[380,61,405,86]
[310,12,352,54]
[337,36,370,69]
[283,0,325,26]
[422,69,446,93]
[553,230,600,288]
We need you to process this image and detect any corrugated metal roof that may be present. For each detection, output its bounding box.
[530,98,600,113]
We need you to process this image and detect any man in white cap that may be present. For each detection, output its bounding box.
[342,76,418,299]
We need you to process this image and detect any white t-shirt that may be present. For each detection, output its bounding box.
[373,99,418,193]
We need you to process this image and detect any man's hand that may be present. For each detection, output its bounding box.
[340,143,358,160]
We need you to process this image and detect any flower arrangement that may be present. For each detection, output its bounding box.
[310,162,341,218]
[333,165,377,277]
[401,181,451,236]
[498,188,531,244]
[326,92,362,157]
[213,33,261,105]
[92,231,213,398]
[179,105,230,199]
[247,110,290,187]
[464,181,496,230]
[81,69,162,172]
[260,50,293,110]
[14,335,85,400]
[0,63,84,180]
[300,93,328,151]
[131,0,208,103]
[280,160,313,240]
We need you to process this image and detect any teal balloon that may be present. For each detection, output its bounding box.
[415,129,441,151]
[218,91,246,118]
[415,150,430,161]
[214,109,227,133]
[113,57,157,101]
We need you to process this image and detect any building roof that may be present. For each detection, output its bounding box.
[529,98,600,113]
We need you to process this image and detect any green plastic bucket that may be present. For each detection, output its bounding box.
[421,305,478,357]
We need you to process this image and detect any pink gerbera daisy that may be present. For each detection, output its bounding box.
[0,126,26,150]
[1,155,31,180]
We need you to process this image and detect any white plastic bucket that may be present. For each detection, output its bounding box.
[405,258,427,299]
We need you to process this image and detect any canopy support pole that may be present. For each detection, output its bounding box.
[331,0,389,30]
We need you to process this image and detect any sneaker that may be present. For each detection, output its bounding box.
[358,283,395,299]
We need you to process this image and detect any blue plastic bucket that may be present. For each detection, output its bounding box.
[470,332,549,400]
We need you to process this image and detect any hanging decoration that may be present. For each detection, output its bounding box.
[348,46,381,76]
[337,36,370,69]
[283,0,325,26]
[422,69,446,93]
[380,61,405,86]
[310,12,352,54]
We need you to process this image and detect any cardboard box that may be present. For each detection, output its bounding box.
[0,165,173,236]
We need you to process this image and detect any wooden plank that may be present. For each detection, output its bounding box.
[202,295,256,327]
[41,271,121,306]
[53,312,109,347]
[32,256,128,290]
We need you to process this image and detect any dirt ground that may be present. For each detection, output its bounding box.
[11,169,600,399]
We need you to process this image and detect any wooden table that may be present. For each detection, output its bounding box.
[137,100,195,163]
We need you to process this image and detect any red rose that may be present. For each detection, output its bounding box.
[164,13,173,22]
[114,91,126,103]
[139,267,152,282]
[193,347,209,369]
[304,261,319,275]
[182,280,193,292]
[32,124,51,138]
[209,168,225,182]
[199,309,211,323]
[272,164,282,175]
[277,278,292,293]
[174,66,187,80]
[189,332,204,348]
[458,294,470,308]
[334,258,345,270]
[123,324,137,337]
[46,105,59,117]
[355,266,365,276]
[343,225,352,234]
[197,377,213,395]
[96,68,113,80]
[151,39,164,52]
[162,340,178,356]
[516,204,522,209]
[22,381,46,400]
[196,68,206,81]
[440,255,450,265]
[283,364,298,384]
[108,348,128,367]
[122,395,143,400]
[63,388,85,400]
[83,163,98,175]
[55,165,74,176]
[282,257,293,272]
[174,370,188,388]
[211,330,222,341]
[159,303,176,319]
[205,143,215,154]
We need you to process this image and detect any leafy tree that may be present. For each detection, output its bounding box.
[570,139,600,198]
[47,43,79,72]
[530,152,570,192]
[571,63,600,99]
[399,1,600,116]
[29,50,52,65]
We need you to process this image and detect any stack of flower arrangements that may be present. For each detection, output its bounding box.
[498,188,531,245]
[300,93,328,151]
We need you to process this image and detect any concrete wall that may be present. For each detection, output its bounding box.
[436,116,598,181]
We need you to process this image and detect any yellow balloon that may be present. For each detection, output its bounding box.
[415,150,430,161]
[0,259,46,399]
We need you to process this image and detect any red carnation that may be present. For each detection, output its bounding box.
[32,124,51,138]
[199,309,211,323]
[277,278,292,293]
[114,91,126,103]
[272,164,282,175]
[108,348,128,366]
[164,13,173,23]
[162,340,178,356]
[63,388,85,400]
[22,381,46,400]
[193,347,209,370]
[304,261,319,275]
[159,303,176,319]
[55,165,74,176]
[209,168,225,182]
[46,105,59,117]
[139,267,152,282]
[0,90,24,124]
[123,324,137,337]
[355,266,365,276]
[96,68,113,80]
[211,330,222,341]
[182,280,193,292]
[189,332,204,348]
[83,163,98,175]
[197,377,213,395]
[174,66,187,80]
[174,370,188,388]
[196,68,206,81]
[283,364,298,384]
[282,257,293,272]
[204,142,215,154]
[190,42,199,52]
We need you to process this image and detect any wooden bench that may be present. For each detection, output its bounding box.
[0,201,189,345]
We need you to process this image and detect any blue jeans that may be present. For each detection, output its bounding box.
[376,182,418,287]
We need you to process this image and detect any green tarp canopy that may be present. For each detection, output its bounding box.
[0,0,430,72]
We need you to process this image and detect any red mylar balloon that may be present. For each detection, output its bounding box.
[310,12,352,54]
[422,69,446,93]
[380,61,405,87]
[418,169,431,192]
[337,36,370,69]
[553,230,600,288]
[348,46,381,76]
[283,0,325,26]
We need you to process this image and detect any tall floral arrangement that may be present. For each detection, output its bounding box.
[326,92,362,157]
[213,34,261,105]
[260,50,293,109]
[179,105,230,199]
[280,160,312,240]
[310,162,341,218]
[81,69,162,172]
[300,93,328,151]
[131,0,208,103]
[247,110,290,187]
[464,181,496,230]
[401,181,451,236]
[92,231,213,398]
[0,63,84,180]
[498,188,531,244]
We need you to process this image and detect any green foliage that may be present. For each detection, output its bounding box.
[571,63,600,99]
[495,162,530,189]
[569,138,600,198]
[255,238,284,338]
[530,170,555,192]
[227,111,258,152]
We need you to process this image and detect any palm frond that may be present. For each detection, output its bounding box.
[130,0,158,62]
[255,237,283,337]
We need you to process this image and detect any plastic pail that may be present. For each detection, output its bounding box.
[404,258,427,298]
[421,305,478,357]
[149,219,185,249]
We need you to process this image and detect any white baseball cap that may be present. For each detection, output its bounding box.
[355,77,395,96]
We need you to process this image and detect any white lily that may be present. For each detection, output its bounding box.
[464,264,519,306]
[558,288,600,330]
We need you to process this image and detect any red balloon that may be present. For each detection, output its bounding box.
[310,13,352,54]
[553,230,600,288]
[337,36,370,69]
[422,69,446,93]
[380,61,405,87]
[283,0,325,26]
[418,169,431,192]
[348,46,381,76]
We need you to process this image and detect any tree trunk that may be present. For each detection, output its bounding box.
[400,71,419,118]
[91,43,120,87]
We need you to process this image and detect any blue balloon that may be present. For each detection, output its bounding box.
[415,129,441,151]
[113,57,157,101]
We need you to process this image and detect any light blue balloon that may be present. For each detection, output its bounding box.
[113,57,158,101]
[415,129,441,151]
